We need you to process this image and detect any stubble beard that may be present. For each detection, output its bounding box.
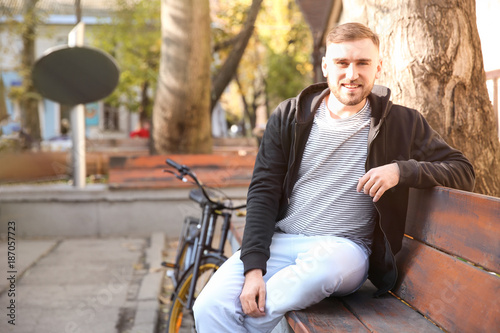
[329,79,373,106]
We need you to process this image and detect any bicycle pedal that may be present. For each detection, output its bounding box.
[161,261,176,269]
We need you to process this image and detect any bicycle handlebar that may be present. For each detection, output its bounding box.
[166,159,186,173]
[164,159,246,210]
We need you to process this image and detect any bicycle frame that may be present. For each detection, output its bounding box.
[163,158,245,313]
[183,203,235,310]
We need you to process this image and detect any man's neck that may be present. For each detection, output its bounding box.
[325,94,366,119]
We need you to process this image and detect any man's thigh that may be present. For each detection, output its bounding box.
[194,234,298,313]
[244,234,368,331]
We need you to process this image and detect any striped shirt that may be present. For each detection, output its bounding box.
[275,100,376,254]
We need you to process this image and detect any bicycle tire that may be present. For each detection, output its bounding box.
[167,256,224,333]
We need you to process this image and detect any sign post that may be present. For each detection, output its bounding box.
[32,24,119,190]
[68,22,86,188]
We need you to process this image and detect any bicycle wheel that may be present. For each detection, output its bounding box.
[167,256,224,333]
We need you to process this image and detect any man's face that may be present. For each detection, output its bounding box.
[322,38,382,108]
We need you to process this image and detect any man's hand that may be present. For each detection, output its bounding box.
[239,269,266,317]
[357,163,400,202]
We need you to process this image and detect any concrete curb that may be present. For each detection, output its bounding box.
[130,232,165,333]
[0,184,248,238]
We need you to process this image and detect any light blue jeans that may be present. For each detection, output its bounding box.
[193,233,369,333]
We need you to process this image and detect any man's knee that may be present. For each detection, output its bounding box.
[194,289,245,331]
[193,284,231,321]
[192,289,210,322]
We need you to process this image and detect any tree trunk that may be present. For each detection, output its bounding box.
[75,0,82,23]
[20,0,41,146]
[139,80,150,124]
[341,0,500,196]
[235,74,257,135]
[153,0,212,154]
[210,0,263,111]
[0,75,8,123]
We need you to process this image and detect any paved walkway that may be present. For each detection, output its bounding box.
[0,233,165,333]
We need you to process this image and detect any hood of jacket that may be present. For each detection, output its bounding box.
[294,82,394,126]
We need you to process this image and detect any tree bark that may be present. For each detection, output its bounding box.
[0,75,8,123]
[139,80,150,124]
[153,0,212,154]
[342,0,500,196]
[210,0,263,112]
[75,0,82,23]
[235,74,257,134]
[20,0,41,146]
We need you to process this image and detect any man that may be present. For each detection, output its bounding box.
[193,22,475,332]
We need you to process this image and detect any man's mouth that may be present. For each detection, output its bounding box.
[342,83,361,89]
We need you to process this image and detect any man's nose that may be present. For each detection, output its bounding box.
[346,64,358,80]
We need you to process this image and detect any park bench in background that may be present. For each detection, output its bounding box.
[108,153,256,189]
[107,138,258,189]
[229,187,500,333]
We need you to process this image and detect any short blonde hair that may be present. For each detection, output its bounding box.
[326,22,379,49]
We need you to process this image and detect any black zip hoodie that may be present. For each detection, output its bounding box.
[240,83,475,296]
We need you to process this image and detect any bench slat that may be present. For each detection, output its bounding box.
[394,236,500,333]
[342,282,442,332]
[406,187,500,273]
[286,298,369,332]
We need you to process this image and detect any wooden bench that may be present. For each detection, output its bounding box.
[229,187,500,332]
[108,153,256,189]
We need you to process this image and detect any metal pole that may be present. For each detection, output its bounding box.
[70,104,86,187]
[68,22,86,188]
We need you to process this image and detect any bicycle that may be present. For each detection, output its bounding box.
[161,158,246,333]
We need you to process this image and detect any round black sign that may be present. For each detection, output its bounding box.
[32,45,119,105]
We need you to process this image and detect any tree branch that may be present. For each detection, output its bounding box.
[210,0,263,112]
[213,35,241,53]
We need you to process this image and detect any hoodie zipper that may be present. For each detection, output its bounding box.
[286,120,299,204]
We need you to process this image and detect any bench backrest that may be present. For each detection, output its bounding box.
[394,187,500,332]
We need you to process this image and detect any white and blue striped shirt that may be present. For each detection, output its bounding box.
[275,100,376,254]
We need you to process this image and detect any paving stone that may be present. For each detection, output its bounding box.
[0,237,146,333]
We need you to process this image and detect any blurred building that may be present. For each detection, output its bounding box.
[1,0,499,145]
[0,0,138,147]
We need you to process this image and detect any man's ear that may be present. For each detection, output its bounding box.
[375,58,383,79]
[321,57,328,78]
